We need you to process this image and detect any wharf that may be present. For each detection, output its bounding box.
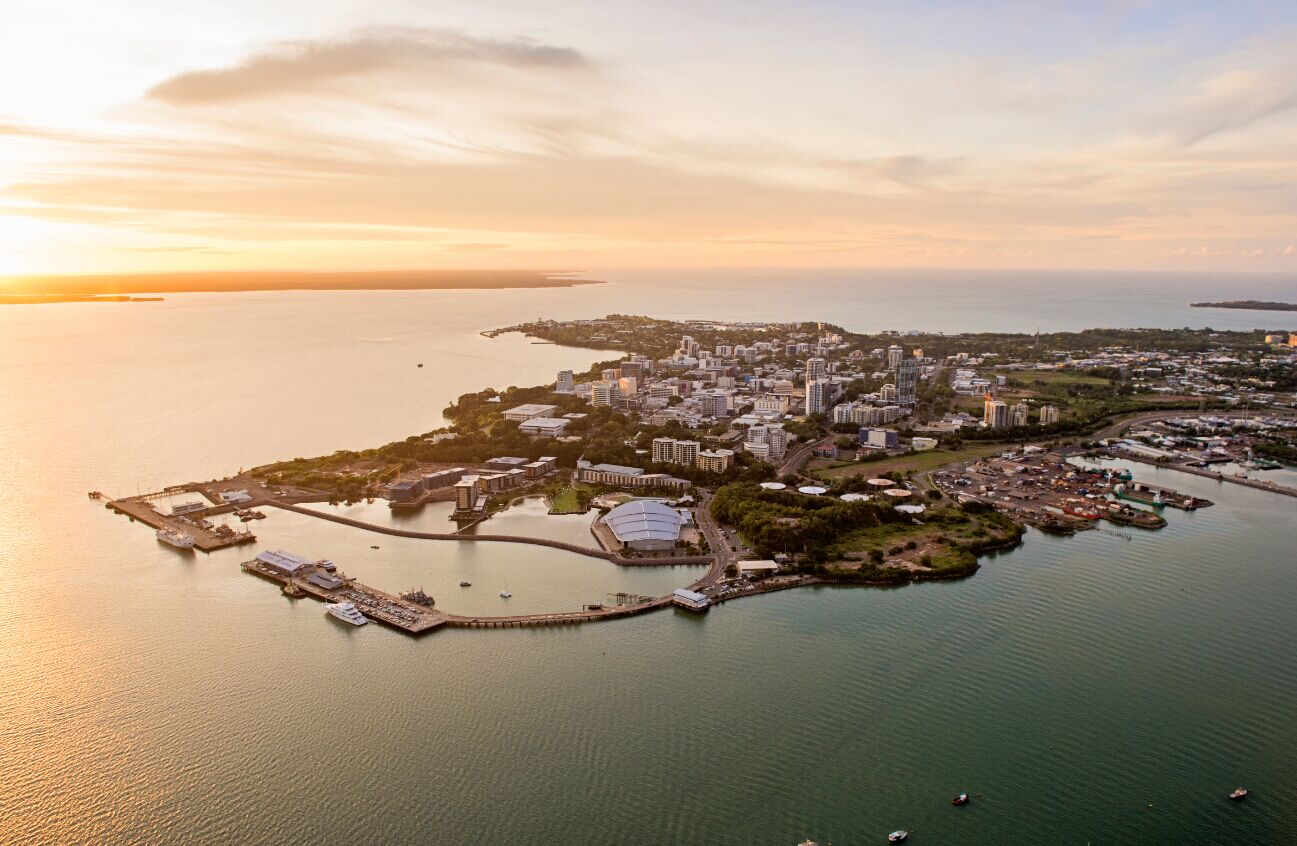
[1107,452,1297,500]
[106,495,256,552]
[241,559,447,633]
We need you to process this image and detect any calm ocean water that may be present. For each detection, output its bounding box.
[1,274,1296,845]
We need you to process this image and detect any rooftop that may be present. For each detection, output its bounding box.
[604,499,684,543]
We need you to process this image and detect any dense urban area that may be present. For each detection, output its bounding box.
[106,316,1297,630]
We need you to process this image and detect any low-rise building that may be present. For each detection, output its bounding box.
[502,403,557,422]
[519,417,571,437]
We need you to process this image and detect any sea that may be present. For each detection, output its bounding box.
[1,269,1295,845]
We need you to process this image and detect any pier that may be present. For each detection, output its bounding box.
[241,558,447,633]
[106,495,256,552]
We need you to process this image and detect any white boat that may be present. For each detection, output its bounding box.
[888,832,908,843]
[325,602,368,626]
[156,527,195,550]
[499,591,512,598]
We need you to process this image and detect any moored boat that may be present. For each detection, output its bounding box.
[325,602,368,626]
[156,527,195,550]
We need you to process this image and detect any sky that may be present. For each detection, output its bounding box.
[3,0,1297,276]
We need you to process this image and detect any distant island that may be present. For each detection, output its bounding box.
[0,269,604,298]
[1191,300,1297,312]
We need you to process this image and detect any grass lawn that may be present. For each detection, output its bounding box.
[811,444,1005,480]
[548,484,594,514]
[1000,369,1111,389]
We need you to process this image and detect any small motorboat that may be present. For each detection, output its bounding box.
[952,793,970,806]
[370,545,380,549]
[888,832,908,843]
[417,363,424,367]
[499,591,512,598]
[1228,788,1249,801]
[459,581,472,587]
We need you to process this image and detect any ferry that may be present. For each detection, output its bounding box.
[156,527,195,550]
[888,832,908,843]
[1228,787,1248,801]
[325,602,368,626]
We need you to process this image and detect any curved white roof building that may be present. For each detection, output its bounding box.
[603,500,684,551]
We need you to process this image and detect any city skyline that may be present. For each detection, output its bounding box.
[4,1,1297,276]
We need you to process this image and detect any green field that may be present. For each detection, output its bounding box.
[810,444,1004,480]
[547,484,594,514]
[1001,369,1110,389]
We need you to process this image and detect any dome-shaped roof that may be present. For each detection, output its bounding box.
[604,500,683,543]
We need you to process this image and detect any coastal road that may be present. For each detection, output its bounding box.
[691,491,738,589]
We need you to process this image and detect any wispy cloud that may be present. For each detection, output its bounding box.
[147,27,590,105]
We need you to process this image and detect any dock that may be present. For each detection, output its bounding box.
[241,558,447,634]
[106,495,257,552]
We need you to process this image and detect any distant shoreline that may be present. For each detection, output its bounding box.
[1190,300,1297,312]
[0,294,165,305]
[0,269,605,298]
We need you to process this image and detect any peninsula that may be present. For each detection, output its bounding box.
[102,315,1297,634]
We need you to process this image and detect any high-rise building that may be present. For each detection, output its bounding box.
[879,383,898,403]
[1289,332,1297,347]
[591,381,615,407]
[745,423,788,461]
[984,397,1008,428]
[555,370,574,393]
[680,336,700,357]
[1010,402,1030,428]
[696,449,734,473]
[860,428,898,449]
[806,377,833,415]
[697,390,729,418]
[1039,404,1060,425]
[618,376,638,397]
[652,437,700,465]
[887,345,904,370]
[805,357,826,383]
[896,358,918,407]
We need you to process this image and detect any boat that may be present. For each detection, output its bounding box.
[952,793,969,806]
[459,581,472,587]
[1228,788,1248,801]
[417,363,424,367]
[399,588,435,607]
[888,832,908,843]
[282,581,304,598]
[499,591,512,598]
[156,527,195,550]
[370,545,380,549]
[325,602,368,626]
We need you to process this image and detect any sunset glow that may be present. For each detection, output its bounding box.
[4,1,1297,276]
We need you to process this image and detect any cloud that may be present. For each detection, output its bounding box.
[1179,66,1297,147]
[147,27,589,105]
